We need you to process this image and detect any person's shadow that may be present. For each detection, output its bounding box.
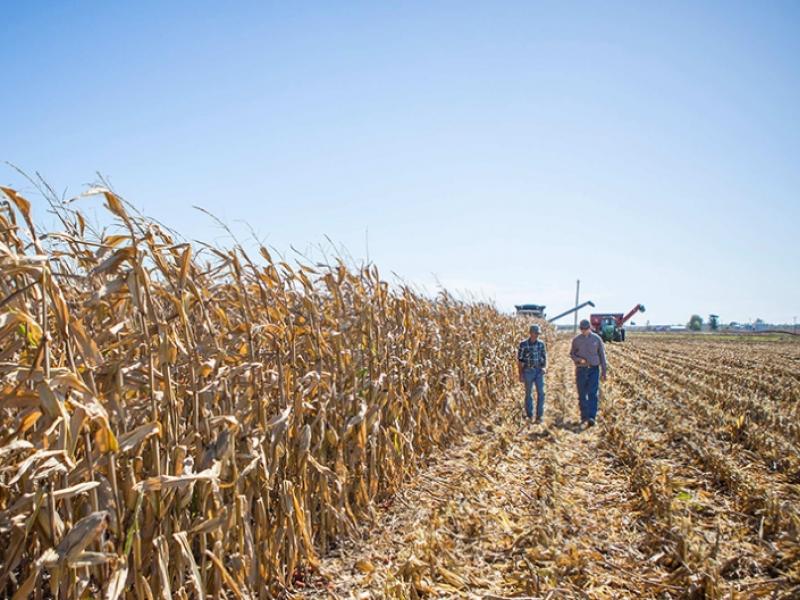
[553,414,584,434]
[526,428,554,441]
[514,417,557,441]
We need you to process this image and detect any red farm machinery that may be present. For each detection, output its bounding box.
[590,304,646,342]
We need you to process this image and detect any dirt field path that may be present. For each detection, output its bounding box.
[299,339,677,599]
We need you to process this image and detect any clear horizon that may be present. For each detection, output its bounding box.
[2,2,798,324]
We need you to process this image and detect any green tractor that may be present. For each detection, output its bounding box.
[590,304,645,342]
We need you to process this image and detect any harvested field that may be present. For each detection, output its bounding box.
[300,335,800,598]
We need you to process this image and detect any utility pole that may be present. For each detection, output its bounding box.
[573,279,580,334]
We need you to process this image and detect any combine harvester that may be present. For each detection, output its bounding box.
[590,303,646,342]
[514,304,546,318]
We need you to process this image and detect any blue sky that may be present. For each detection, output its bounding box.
[2,1,799,324]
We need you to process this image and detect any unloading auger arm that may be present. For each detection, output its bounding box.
[621,304,646,325]
[547,301,596,323]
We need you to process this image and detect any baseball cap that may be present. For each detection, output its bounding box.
[529,324,541,333]
[579,319,591,330]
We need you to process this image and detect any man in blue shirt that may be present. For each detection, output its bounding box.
[517,324,547,423]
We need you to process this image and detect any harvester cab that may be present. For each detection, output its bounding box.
[590,303,645,342]
[515,304,546,318]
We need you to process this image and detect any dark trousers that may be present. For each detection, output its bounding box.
[576,366,600,421]
[523,367,545,419]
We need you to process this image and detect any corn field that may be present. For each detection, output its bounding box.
[1,186,798,599]
[0,188,530,599]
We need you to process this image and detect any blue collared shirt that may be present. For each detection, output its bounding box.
[518,338,547,369]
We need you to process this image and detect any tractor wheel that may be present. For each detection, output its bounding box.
[613,330,621,342]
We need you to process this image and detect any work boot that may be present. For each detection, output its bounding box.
[535,417,543,425]
[587,418,596,427]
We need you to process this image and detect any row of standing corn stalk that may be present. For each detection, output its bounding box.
[0,188,530,599]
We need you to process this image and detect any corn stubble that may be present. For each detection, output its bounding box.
[0,187,522,598]
[308,337,799,599]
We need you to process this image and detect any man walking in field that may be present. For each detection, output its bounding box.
[570,319,607,427]
[517,324,547,423]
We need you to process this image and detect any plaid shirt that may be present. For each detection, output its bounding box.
[518,338,547,369]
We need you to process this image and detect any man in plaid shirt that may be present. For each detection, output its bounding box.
[517,324,547,423]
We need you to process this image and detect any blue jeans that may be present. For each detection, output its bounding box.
[576,366,600,421]
[523,367,545,419]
